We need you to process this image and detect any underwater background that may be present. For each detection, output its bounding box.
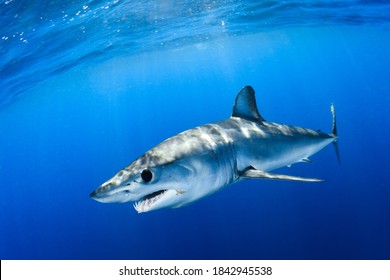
[1,0,390,260]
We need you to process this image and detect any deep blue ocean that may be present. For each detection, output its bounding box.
[1,0,390,260]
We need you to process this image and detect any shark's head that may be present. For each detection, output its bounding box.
[90,158,194,213]
[90,136,212,213]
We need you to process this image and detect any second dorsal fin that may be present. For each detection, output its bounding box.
[231,86,265,122]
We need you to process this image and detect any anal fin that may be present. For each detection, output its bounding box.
[240,169,322,182]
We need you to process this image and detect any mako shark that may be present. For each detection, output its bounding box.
[90,86,339,213]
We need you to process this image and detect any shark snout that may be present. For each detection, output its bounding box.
[89,187,113,203]
[89,190,97,198]
[89,189,106,200]
[90,181,135,203]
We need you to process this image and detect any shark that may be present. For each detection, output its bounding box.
[90,86,339,213]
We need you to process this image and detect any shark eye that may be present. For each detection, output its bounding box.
[141,169,153,183]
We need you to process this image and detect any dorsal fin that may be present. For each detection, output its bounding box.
[231,86,265,122]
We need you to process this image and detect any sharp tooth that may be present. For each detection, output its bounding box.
[133,190,168,213]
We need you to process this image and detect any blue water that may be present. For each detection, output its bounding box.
[1,0,390,260]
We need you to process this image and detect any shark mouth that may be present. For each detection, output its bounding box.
[133,189,168,213]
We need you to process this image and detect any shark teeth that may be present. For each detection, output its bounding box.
[133,190,167,213]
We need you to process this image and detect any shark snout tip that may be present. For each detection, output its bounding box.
[89,190,97,199]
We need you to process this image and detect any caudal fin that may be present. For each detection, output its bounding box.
[331,103,341,164]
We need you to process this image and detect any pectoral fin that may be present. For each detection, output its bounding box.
[240,169,322,182]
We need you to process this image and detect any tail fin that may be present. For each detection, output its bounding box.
[331,103,341,164]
